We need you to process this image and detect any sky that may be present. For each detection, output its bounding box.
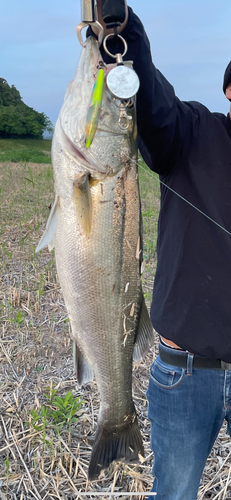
[1,0,231,132]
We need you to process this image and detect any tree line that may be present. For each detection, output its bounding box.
[0,78,53,139]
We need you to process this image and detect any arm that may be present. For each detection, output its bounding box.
[123,8,200,175]
[94,4,200,175]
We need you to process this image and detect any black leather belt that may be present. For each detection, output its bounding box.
[159,341,231,370]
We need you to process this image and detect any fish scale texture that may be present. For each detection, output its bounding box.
[55,164,141,423]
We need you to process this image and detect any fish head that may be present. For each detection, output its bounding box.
[53,36,137,182]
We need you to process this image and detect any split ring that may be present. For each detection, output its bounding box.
[103,34,128,59]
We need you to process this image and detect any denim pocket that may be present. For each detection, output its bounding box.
[150,355,185,389]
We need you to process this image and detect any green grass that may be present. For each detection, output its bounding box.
[0,149,51,163]
[0,138,52,163]
[0,138,52,151]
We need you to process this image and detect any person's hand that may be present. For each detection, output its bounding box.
[92,0,129,38]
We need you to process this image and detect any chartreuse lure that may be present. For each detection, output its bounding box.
[85,68,104,149]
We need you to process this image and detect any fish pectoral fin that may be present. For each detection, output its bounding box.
[73,174,92,237]
[133,296,155,363]
[73,341,94,387]
[88,410,144,480]
[36,195,60,253]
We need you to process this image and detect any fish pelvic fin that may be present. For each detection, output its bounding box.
[88,411,144,480]
[36,195,60,253]
[73,341,94,387]
[133,296,155,363]
[73,174,92,238]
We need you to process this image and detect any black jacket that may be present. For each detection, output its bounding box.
[97,9,231,362]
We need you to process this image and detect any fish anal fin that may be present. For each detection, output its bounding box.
[36,196,59,253]
[88,412,144,480]
[73,340,94,387]
[133,296,155,363]
[73,174,92,237]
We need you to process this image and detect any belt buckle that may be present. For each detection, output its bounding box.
[221,361,231,370]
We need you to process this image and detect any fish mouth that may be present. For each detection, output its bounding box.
[59,122,108,175]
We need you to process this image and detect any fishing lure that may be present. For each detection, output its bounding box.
[85,67,104,149]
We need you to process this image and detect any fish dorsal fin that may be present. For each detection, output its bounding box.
[133,296,155,363]
[36,195,60,253]
[73,341,94,387]
[73,174,92,237]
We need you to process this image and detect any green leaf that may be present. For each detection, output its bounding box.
[63,391,73,407]
[32,424,43,431]
[16,310,22,323]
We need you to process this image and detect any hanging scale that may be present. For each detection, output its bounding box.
[103,33,140,100]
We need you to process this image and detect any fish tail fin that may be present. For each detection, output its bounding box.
[88,413,144,480]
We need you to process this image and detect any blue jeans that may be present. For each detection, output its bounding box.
[146,342,231,500]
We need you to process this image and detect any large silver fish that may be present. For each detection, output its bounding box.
[36,36,154,480]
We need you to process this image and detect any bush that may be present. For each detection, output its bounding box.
[0,78,53,139]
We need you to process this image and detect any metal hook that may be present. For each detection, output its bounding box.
[76,20,104,47]
[76,0,104,47]
[118,103,132,130]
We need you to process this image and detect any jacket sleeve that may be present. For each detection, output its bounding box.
[123,8,202,175]
[97,7,201,176]
[91,8,201,175]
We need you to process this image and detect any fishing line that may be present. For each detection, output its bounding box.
[126,155,231,238]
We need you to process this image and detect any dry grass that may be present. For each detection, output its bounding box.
[0,160,231,499]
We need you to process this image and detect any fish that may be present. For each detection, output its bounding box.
[36,36,154,480]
